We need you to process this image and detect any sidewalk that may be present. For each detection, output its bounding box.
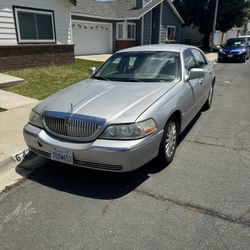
[0,90,38,164]
[206,53,218,62]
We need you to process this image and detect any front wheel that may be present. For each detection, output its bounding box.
[157,118,179,166]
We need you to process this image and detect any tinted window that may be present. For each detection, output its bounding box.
[191,49,207,68]
[224,38,246,47]
[183,49,196,72]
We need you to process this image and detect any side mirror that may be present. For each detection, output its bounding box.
[88,67,96,77]
[186,68,205,81]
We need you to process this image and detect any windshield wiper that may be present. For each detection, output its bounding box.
[93,76,110,81]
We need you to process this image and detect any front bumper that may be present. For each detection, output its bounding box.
[218,52,245,61]
[23,123,163,172]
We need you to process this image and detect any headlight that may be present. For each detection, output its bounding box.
[240,49,246,53]
[100,119,157,140]
[29,110,43,128]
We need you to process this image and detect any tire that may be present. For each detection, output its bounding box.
[241,54,246,63]
[202,83,214,111]
[157,118,179,166]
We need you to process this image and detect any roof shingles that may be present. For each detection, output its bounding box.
[72,0,169,20]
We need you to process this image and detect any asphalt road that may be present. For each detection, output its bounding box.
[0,61,250,250]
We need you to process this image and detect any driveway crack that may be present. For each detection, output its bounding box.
[133,188,250,228]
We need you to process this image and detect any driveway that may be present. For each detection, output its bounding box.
[0,61,249,250]
[76,54,112,62]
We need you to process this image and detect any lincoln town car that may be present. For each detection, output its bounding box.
[23,45,215,172]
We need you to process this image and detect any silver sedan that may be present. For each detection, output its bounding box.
[23,44,215,172]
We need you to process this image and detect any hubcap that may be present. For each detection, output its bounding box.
[165,122,177,158]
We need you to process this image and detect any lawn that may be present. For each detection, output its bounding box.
[4,59,103,100]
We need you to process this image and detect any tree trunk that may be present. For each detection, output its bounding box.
[203,32,211,50]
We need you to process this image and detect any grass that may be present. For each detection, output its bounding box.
[4,59,103,100]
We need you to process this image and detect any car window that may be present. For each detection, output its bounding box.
[191,49,207,68]
[183,49,196,73]
[95,51,181,82]
[224,38,246,47]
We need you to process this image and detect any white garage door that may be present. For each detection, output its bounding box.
[72,21,112,55]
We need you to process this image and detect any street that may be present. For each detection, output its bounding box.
[0,61,250,250]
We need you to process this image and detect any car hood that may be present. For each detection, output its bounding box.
[223,45,245,52]
[35,79,177,123]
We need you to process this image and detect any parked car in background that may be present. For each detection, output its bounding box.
[23,44,215,172]
[218,37,250,62]
[238,35,250,46]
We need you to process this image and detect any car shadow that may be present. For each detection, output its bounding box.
[16,112,201,200]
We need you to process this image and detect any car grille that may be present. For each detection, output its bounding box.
[43,111,106,141]
[74,160,123,171]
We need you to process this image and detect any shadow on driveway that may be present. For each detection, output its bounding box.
[16,112,202,200]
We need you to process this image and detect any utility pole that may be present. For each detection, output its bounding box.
[210,0,219,52]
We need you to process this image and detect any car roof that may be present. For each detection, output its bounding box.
[116,44,200,53]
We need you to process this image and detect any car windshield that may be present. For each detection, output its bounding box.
[94,51,181,82]
[224,38,246,47]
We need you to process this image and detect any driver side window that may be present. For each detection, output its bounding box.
[183,49,196,73]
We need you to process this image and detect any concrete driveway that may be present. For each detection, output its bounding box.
[76,54,112,62]
[0,60,249,249]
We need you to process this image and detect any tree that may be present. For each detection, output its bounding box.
[173,0,250,49]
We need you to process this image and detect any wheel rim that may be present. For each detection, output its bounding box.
[165,122,177,158]
[208,85,214,106]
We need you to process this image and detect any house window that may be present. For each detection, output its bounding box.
[127,24,135,39]
[117,23,123,39]
[116,22,136,40]
[167,26,176,41]
[14,7,56,43]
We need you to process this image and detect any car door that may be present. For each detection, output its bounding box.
[190,48,213,105]
[180,49,204,127]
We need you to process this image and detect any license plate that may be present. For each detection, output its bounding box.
[51,147,73,165]
[227,54,233,58]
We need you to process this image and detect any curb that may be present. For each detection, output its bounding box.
[0,79,24,89]
[0,148,48,194]
[0,148,29,169]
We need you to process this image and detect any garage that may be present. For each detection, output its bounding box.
[72,21,112,55]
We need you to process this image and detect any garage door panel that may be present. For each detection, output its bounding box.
[72,21,112,55]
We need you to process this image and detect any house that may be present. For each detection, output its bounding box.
[0,0,76,71]
[71,0,184,55]
[0,0,183,71]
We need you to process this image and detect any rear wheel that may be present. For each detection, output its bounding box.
[203,83,214,111]
[157,118,179,166]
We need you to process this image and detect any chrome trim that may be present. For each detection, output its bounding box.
[42,111,106,142]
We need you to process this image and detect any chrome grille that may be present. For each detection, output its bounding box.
[43,111,106,141]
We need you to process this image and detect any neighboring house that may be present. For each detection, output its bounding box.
[71,0,184,55]
[181,24,244,47]
[0,0,76,71]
